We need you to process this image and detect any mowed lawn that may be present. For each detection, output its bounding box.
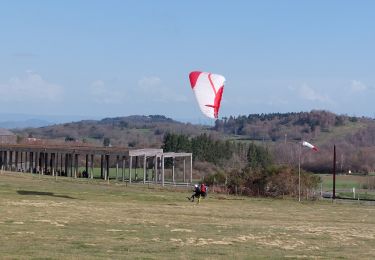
[0,173,374,259]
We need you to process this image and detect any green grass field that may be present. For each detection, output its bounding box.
[319,174,375,199]
[1,172,375,259]
[319,174,369,190]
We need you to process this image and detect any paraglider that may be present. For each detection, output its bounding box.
[189,71,226,119]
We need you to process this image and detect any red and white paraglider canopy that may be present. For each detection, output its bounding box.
[189,71,226,119]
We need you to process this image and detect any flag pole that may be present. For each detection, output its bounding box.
[333,145,336,200]
[298,142,301,202]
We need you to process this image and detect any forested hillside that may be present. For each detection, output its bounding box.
[12,111,375,174]
[214,111,375,173]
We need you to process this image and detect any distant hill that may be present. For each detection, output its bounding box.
[12,111,375,173]
[0,113,100,129]
[214,110,375,173]
[14,115,207,148]
[0,119,53,129]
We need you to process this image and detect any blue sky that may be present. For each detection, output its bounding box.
[0,0,374,123]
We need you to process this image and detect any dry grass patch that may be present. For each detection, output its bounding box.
[0,172,374,259]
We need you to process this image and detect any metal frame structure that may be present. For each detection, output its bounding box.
[0,144,193,186]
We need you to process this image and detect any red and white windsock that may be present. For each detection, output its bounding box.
[302,141,318,151]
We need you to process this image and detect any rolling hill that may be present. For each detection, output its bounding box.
[12,111,375,173]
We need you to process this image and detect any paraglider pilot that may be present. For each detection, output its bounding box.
[188,184,201,202]
[187,183,207,202]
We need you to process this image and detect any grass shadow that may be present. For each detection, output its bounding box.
[17,190,77,199]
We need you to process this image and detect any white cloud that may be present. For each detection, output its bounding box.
[90,80,126,104]
[138,76,161,90]
[350,80,367,92]
[297,84,333,104]
[0,71,63,102]
[137,76,188,103]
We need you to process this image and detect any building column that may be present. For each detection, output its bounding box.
[190,154,193,183]
[143,155,147,184]
[90,154,94,179]
[5,151,8,171]
[135,157,138,181]
[74,154,78,178]
[183,158,186,183]
[105,155,110,181]
[0,151,3,170]
[154,156,158,183]
[35,152,39,173]
[9,151,13,171]
[129,156,132,184]
[85,154,89,178]
[161,155,165,187]
[70,154,74,178]
[15,151,19,172]
[172,157,175,184]
[100,155,104,179]
[20,152,23,171]
[44,152,48,174]
[51,153,55,176]
[40,152,44,175]
[122,156,125,182]
[60,153,63,176]
[29,152,33,173]
[116,155,119,181]
[64,154,68,177]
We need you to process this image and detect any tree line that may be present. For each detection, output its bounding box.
[162,133,320,197]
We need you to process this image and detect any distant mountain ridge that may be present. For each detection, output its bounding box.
[0,113,100,129]
[0,119,53,129]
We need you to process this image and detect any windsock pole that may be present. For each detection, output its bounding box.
[298,142,302,202]
[333,145,336,200]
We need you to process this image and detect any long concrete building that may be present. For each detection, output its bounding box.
[0,144,193,186]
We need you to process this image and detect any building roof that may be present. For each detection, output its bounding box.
[0,128,15,136]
